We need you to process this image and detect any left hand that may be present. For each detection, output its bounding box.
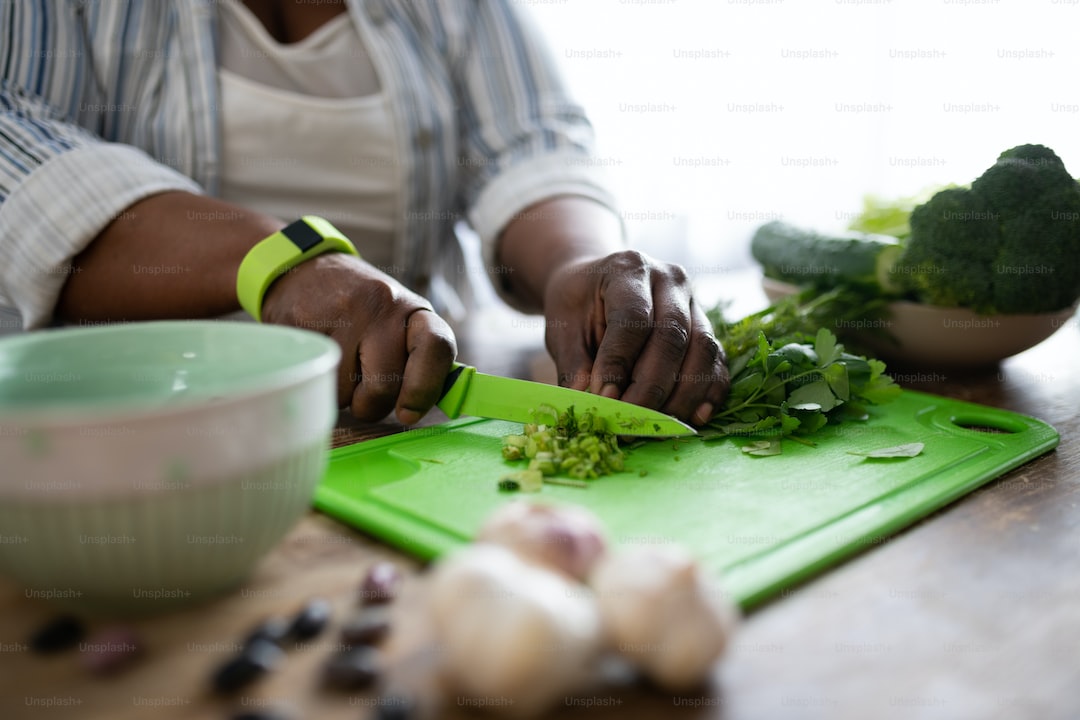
[542,250,729,427]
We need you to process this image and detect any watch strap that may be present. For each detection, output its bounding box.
[236,216,358,322]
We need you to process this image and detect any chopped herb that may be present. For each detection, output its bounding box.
[498,406,627,491]
[542,477,590,489]
[497,469,543,493]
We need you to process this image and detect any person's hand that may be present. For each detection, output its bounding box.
[262,253,457,425]
[542,250,728,427]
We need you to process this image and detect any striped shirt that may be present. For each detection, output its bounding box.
[0,0,616,329]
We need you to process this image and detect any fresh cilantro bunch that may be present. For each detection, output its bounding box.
[706,284,892,362]
[706,307,901,454]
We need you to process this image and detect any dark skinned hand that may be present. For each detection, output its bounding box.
[262,253,457,425]
[543,250,729,427]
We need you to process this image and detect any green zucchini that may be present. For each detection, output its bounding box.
[751,221,904,295]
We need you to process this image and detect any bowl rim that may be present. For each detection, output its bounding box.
[0,320,341,427]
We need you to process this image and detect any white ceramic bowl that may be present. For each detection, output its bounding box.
[0,321,340,615]
[762,277,1078,367]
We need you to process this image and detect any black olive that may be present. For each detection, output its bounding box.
[286,598,332,641]
[321,646,380,691]
[242,618,290,649]
[211,639,284,694]
[79,625,142,675]
[374,695,416,720]
[230,712,291,720]
[29,615,85,654]
[339,606,391,646]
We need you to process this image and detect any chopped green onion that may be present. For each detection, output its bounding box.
[498,406,628,491]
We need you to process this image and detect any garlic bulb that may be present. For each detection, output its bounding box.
[475,501,608,582]
[589,545,739,691]
[427,544,604,717]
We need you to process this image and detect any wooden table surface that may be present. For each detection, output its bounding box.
[2,273,1078,720]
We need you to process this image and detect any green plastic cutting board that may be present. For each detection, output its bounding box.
[314,390,1057,609]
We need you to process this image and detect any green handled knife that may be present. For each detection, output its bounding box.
[436,362,696,438]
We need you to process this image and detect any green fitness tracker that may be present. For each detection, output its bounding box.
[236,215,358,322]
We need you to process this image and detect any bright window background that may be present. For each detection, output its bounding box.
[521,0,1079,276]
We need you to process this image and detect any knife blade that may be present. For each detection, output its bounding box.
[436,363,696,437]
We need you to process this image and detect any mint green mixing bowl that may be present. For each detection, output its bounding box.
[0,321,340,614]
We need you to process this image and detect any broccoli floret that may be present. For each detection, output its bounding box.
[972,144,1076,216]
[893,188,999,310]
[994,182,1080,313]
[895,144,1080,314]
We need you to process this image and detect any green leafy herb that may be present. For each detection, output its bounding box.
[741,439,782,457]
[848,442,925,459]
[706,285,892,365]
[703,319,902,454]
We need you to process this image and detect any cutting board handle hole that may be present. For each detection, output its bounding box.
[950,415,1024,434]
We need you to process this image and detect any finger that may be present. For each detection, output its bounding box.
[618,269,692,411]
[659,300,729,425]
[543,261,602,392]
[546,313,596,392]
[349,320,407,423]
[396,308,458,425]
[589,256,654,398]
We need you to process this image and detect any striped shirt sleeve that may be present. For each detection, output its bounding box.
[444,0,624,294]
[0,83,202,329]
[0,4,204,329]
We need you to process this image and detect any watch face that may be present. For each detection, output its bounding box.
[282,218,324,252]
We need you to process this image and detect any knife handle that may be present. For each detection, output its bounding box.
[437,362,474,419]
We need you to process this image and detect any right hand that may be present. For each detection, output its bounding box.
[262,253,457,425]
